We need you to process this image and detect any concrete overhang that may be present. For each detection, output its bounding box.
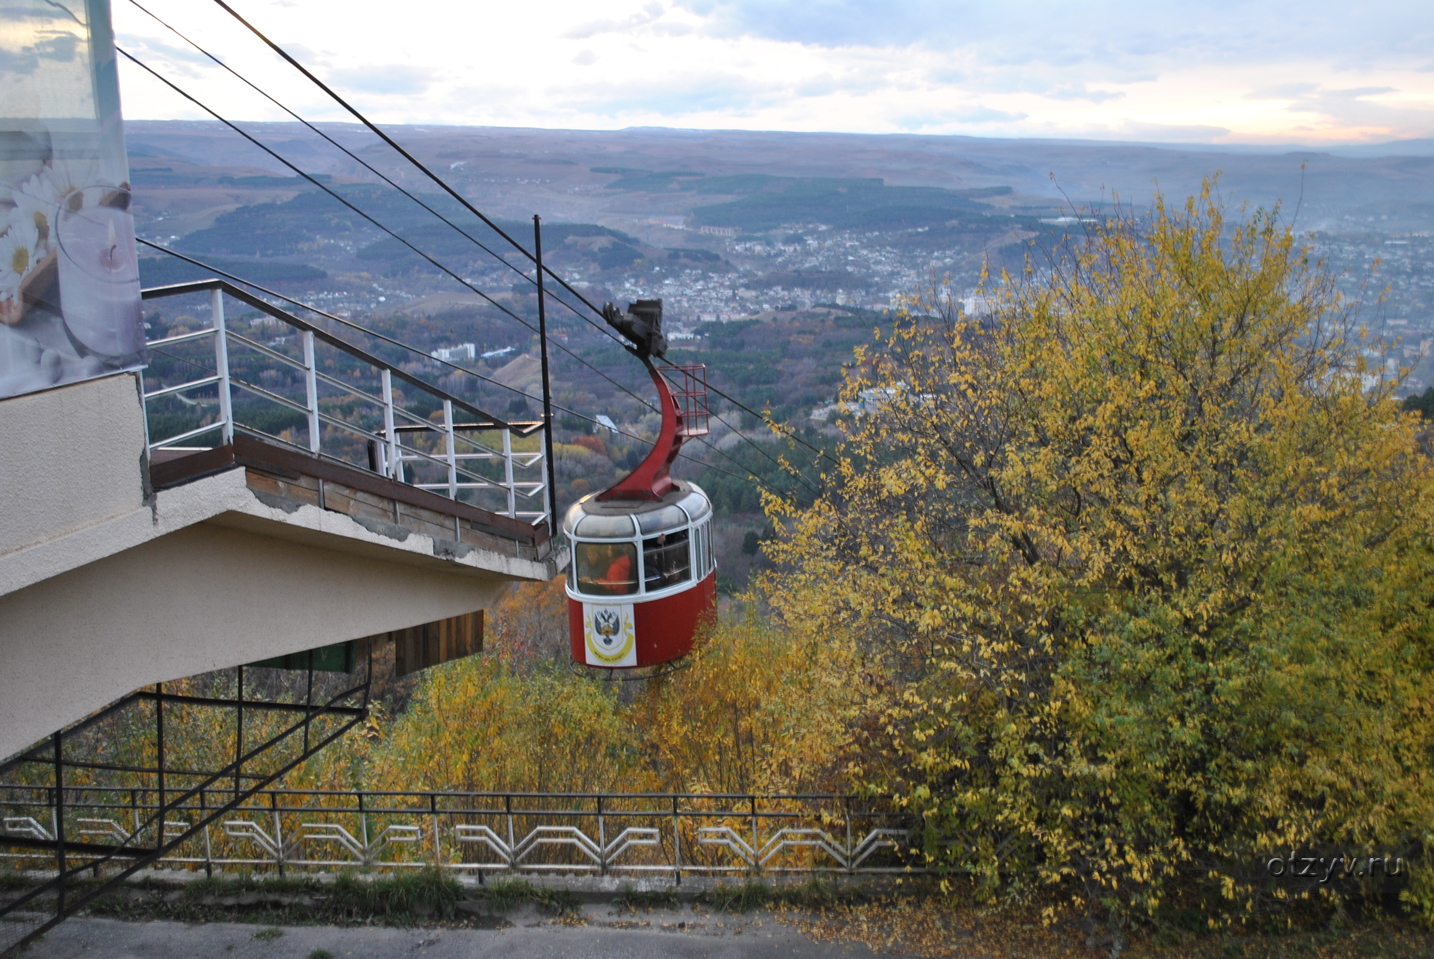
[0,373,563,760]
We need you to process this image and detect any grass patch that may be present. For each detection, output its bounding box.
[472,877,577,914]
[701,876,861,913]
[83,868,466,926]
[0,870,35,891]
[307,951,334,959]
[329,868,463,919]
[252,927,283,941]
[617,886,680,911]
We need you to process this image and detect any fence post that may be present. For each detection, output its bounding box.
[505,795,515,873]
[672,795,681,887]
[271,791,284,876]
[597,795,606,876]
[358,792,369,867]
[430,793,441,867]
[502,428,516,518]
[538,429,551,529]
[845,796,853,874]
[52,732,64,916]
[381,370,401,482]
[302,330,320,454]
[443,399,457,499]
[750,796,760,875]
[202,788,213,878]
[211,287,233,444]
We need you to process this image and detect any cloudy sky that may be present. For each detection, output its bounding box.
[113,0,1434,145]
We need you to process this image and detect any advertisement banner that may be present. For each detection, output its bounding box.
[0,0,145,399]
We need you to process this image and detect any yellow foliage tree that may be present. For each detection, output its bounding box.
[764,183,1434,925]
[631,607,861,794]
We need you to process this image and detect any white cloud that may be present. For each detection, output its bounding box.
[111,0,1434,145]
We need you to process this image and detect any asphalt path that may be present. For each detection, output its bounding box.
[20,909,914,958]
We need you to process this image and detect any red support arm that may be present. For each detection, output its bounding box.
[597,361,684,502]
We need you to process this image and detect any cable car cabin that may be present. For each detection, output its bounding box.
[564,297,717,669]
[565,483,717,667]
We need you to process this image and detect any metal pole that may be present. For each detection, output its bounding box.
[234,665,244,802]
[358,791,369,866]
[502,428,516,518]
[845,796,853,874]
[381,369,401,482]
[201,788,213,878]
[672,795,681,886]
[505,794,515,873]
[431,793,441,867]
[597,795,606,876]
[443,399,458,500]
[138,370,152,452]
[750,796,760,874]
[271,791,284,876]
[304,650,314,754]
[533,216,558,530]
[303,330,320,453]
[155,683,165,839]
[212,287,233,444]
[52,731,65,916]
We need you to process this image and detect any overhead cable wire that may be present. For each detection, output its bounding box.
[126,0,596,332]
[130,7,833,486]
[207,0,609,321]
[137,239,807,501]
[117,49,663,419]
[183,3,843,474]
[200,0,839,474]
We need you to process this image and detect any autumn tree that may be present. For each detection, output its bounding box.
[764,184,1434,926]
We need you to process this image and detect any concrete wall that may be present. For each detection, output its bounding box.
[0,520,507,760]
[0,373,555,760]
[0,373,148,559]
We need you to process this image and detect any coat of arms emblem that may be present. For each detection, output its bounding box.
[583,603,635,666]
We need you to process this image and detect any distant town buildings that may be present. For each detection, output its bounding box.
[699,225,736,237]
[594,414,619,434]
[962,296,998,316]
[430,343,476,363]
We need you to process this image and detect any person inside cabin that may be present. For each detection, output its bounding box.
[598,546,634,595]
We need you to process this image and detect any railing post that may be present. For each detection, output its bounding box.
[155,683,165,839]
[597,794,606,876]
[672,795,681,887]
[443,399,457,500]
[52,731,65,916]
[539,429,551,528]
[751,795,760,875]
[303,330,320,454]
[270,791,284,876]
[431,793,441,867]
[201,788,213,878]
[845,796,853,874]
[359,791,369,867]
[505,794,515,873]
[502,428,517,518]
[211,287,233,444]
[381,369,401,482]
[138,370,152,452]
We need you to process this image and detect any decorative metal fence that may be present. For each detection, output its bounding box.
[1,786,921,881]
[139,280,549,526]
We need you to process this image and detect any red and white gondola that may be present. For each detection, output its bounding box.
[566,299,716,669]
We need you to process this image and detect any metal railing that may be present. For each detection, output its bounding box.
[1,786,920,880]
[138,280,549,527]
